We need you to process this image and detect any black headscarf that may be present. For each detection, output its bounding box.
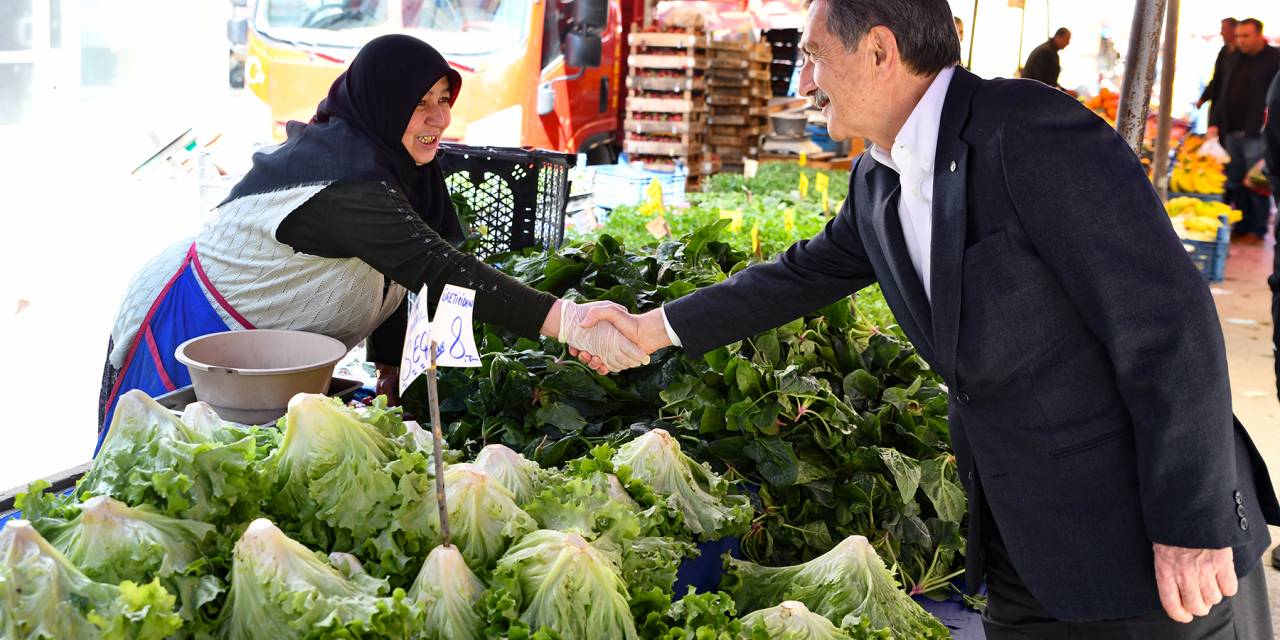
[222,34,465,241]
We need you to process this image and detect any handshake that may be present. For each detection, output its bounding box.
[554,300,674,374]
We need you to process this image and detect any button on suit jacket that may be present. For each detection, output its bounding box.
[664,67,1280,622]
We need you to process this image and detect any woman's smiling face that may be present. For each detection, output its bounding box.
[401,76,453,165]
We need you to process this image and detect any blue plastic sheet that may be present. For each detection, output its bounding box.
[673,536,740,594]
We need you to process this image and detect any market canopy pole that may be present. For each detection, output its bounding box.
[1116,0,1168,154]
[1151,0,1180,200]
[966,0,979,69]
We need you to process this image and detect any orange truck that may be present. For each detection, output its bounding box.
[236,0,641,162]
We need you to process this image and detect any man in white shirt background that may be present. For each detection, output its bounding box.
[581,0,1280,636]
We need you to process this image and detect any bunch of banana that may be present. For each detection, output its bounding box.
[1170,136,1228,194]
[1166,197,1240,241]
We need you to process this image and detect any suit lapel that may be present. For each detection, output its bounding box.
[929,68,981,380]
[865,163,935,356]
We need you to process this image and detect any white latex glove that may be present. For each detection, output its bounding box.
[558,300,651,372]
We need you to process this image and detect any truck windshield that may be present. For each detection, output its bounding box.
[403,0,531,56]
[260,0,391,31]
[256,0,530,54]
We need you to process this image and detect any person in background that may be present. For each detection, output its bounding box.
[1022,27,1071,91]
[584,0,1280,635]
[1198,17,1238,133]
[99,35,641,452]
[1267,73,1280,411]
[1217,18,1279,244]
[954,16,963,43]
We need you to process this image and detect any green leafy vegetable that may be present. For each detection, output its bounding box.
[612,429,752,541]
[218,518,415,639]
[32,495,224,626]
[738,601,859,640]
[473,444,546,506]
[724,535,949,639]
[398,463,537,570]
[0,519,183,639]
[483,529,638,639]
[79,390,267,525]
[408,544,486,640]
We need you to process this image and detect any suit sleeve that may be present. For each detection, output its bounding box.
[664,176,878,358]
[1001,87,1243,549]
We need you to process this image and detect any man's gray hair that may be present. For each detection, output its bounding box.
[818,0,961,75]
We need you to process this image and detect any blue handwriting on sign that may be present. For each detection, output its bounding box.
[432,315,480,365]
[439,290,475,309]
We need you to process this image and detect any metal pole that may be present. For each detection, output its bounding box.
[1151,0,1180,200]
[1116,0,1168,154]
[1017,6,1027,73]
[966,0,980,70]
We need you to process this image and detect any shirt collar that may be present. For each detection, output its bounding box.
[869,65,957,176]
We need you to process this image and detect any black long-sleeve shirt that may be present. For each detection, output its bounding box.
[1022,40,1061,88]
[1220,45,1280,136]
[1199,45,1233,128]
[276,180,556,365]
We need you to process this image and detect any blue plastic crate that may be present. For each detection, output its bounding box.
[591,163,687,210]
[1181,215,1230,282]
[1168,191,1225,202]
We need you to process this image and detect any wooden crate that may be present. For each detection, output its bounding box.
[628,30,711,49]
[624,118,705,135]
[627,96,704,113]
[629,53,709,70]
[627,74,706,92]
[623,139,706,157]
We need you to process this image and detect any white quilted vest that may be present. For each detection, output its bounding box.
[109,184,405,368]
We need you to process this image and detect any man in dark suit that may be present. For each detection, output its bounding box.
[583,0,1280,636]
[1022,27,1071,90]
[1267,73,1280,406]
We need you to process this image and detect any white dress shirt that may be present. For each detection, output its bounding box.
[662,65,958,346]
[867,65,956,302]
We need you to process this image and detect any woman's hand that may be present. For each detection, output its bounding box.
[542,300,650,374]
[374,364,401,406]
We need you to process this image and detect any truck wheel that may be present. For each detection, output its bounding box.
[584,143,617,166]
[229,61,245,89]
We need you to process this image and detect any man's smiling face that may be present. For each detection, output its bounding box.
[797,0,879,142]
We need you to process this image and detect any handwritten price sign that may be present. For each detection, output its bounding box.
[400,284,481,390]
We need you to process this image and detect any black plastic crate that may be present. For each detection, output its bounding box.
[439,144,576,257]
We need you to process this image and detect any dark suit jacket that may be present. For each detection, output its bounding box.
[665,67,1280,622]
[1199,45,1233,129]
[1022,40,1061,87]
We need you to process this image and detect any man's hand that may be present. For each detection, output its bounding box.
[1206,125,1220,139]
[569,307,672,365]
[556,300,651,373]
[374,364,400,406]
[1153,543,1237,623]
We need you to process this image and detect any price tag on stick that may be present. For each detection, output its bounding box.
[400,285,482,390]
[397,284,482,548]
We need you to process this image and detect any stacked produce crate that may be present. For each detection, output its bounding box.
[705,39,771,174]
[624,27,715,190]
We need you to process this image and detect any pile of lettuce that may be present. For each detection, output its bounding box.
[8,393,820,638]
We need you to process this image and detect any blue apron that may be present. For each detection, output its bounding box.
[98,244,249,456]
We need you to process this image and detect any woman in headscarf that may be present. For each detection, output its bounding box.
[98,34,642,450]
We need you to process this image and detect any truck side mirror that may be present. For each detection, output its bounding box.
[227,17,248,46]
[574,0,608,30]
[564,32,602,68]
[537,83,556,116]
